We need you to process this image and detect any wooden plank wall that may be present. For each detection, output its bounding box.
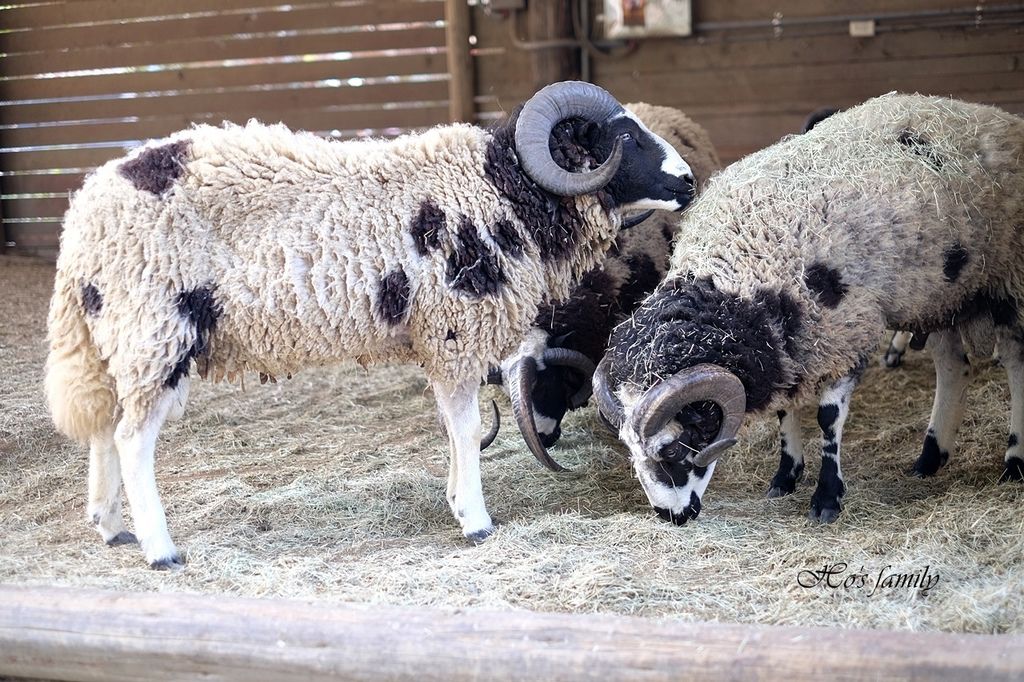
[472,0,1024,163]
[0,0,450,255]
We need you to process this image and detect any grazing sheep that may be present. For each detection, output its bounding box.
[45,81,696,568]
[495,103,721,468]
[593,93,1024,525]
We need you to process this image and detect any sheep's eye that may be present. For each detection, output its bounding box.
[620,132,633,142]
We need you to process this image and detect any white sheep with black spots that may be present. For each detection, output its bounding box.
[45,81,695,569]
[593,93,1024,525]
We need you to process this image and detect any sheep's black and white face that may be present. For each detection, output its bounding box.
[596,112,696,213]
[530,364,587,445]
[618,397,722,525]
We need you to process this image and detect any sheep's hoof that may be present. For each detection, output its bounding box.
[464,525,496,545]
[999,457,1024,483]
[149,554,185,571]
[881,351,904,369]
[910,457,944,478]
[808,496,842,524]
[105,531,138,547]
[766,485,791,499]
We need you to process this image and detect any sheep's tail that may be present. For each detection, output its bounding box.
[45,270,118,444]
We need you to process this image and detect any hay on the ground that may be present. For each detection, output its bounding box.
[1,255,1022,632]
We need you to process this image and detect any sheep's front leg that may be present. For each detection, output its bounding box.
[998,329,1024,482]
[809,374,858,523]
[434,379,495,542]
[767,408,805,498]
[88,427,136,546]
[912,329,970,477]
[114,391,182,569]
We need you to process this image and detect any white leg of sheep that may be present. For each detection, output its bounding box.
[882,331,912,368]
[434,380,495,542]
[114,390,182,569]
[87,427,136,546]
[808,374,858,523]
[912,329,970,478]
[998,330,1024,482]
[767,408,805,498]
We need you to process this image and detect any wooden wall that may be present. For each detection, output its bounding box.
[473,0,1024,162]
[2,0,1022,255]
[0,0,450,255]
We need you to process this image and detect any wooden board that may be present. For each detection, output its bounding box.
[0,0,436,31]
[0,2,444,54]
[0,52,447,102]
[1,585,1023,682]
[0,26,447,79]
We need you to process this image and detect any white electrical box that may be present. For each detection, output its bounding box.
[603,0,692,38]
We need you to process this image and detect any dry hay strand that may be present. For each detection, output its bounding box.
[2,254,1022,632]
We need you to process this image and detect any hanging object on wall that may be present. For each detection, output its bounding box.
[603,0,692,38]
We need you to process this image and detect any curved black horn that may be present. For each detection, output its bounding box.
[480,399,500,450]
[507,356,567,472]
[620,209,655,230]
[515,81,626,197]
[542,347,596,409]
[592,356,626,431]
[630,364,746,467]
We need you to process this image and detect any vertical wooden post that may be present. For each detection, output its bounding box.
[0,175,6,253]
[445,0,475,123]
[526,0,579,90]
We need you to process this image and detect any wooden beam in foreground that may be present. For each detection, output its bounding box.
[0,584,1021,682]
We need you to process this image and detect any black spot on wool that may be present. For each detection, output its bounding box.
[535,267,619,364]
[942,243,969,283]
[166,285,221,389]
[897,129,943,172]
[606,276,796,415]
[378,269,410,325]
[904,292,1018,341]
[410,200,445,255]
[484,110,601,262]
[119,140,190,196]
[446,216,505,297]
[802,107,839,133]
[805,263,847,308]
[491,218,525,257]
[81,283,103,316]
[1009,433,1019,449]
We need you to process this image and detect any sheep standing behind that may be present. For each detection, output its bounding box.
[45,82,696,568]
[594,93,1024,524]
[496,103,721,466]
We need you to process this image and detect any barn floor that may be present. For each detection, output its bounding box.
[2,254,1022,633]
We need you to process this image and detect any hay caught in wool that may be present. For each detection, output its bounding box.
[2,255,1023,632]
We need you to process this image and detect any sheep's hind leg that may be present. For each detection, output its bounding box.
[809,374,858,523]
[912,329,969,477]
[114,391,182,569]
[767,408,805,498]
[88,427,136,546]
[434,379,495,543]
[882,331,912,368]
[997,329,1024,482]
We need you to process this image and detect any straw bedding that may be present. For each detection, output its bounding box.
[2,254,1022,632]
